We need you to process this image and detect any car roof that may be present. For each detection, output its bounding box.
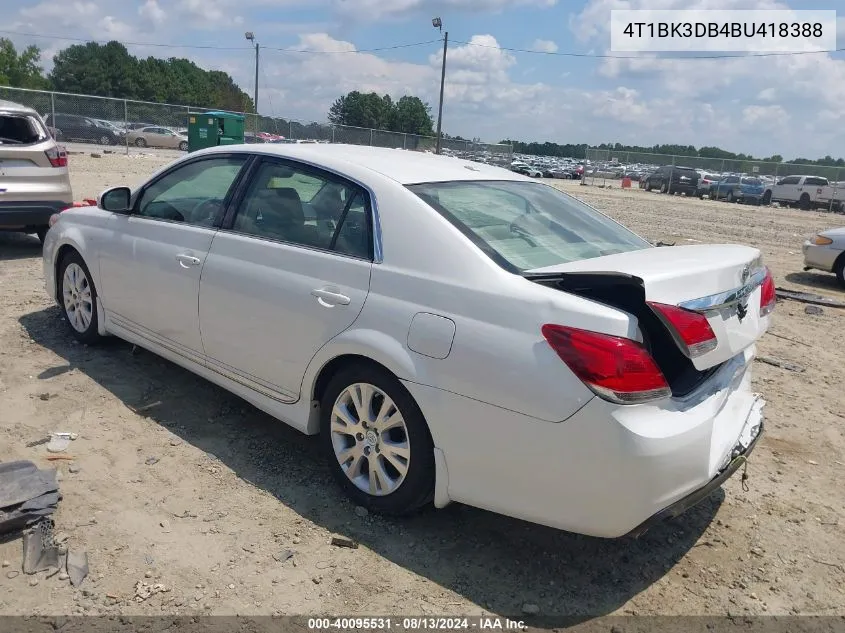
[197,143,531,185]
[0,99,38,116]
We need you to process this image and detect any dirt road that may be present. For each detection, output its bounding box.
[0,153,843,620]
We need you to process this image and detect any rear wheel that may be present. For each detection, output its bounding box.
[135,137,147,148]
[799,193,811,210]
[659,182,668,194]
[57,251,101,344]
[762,190,772,205]
[320,363,434,515]
[178,140,188,151]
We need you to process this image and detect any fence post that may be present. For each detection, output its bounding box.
[403,133,407,150]
[124,99,129,156]
[369,129,374,146]
[331,126,335,144]
[50,92,56,139]
[289,121,292,140]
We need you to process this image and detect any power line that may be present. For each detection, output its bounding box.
[0,29,439,54]
[451,39,845,59]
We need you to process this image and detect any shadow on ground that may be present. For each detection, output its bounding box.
[784,271,843,295]
[20,307,721,622]
[0,232,42,261]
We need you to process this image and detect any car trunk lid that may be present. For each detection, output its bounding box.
[524,244,770,377]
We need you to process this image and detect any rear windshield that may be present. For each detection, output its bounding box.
[0,113,49,145]
[407,180,651,272]
[741,177,762,185]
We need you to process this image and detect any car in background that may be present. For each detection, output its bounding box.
[710,176,765,204]
[0,100,72,243]
[94,119,127,137]
[42,112,122,145]
[44,143,772,538]
[803,228,845,287]
[762,175,831,210]
[697,172,719,198]
[641,165,700,196]
[126,126,188,151]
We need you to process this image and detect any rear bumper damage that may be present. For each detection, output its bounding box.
[625,396,764,538]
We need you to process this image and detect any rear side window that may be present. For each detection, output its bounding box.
[408,180,651,272]
[0,114,49,145]
[805,177,828,186]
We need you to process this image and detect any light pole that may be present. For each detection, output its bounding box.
[245,31,259,137]
[432,17,447,155]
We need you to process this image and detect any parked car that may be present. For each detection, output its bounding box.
[762,175,830,210]
[42,112,122,146]
[126,126,188,151]
[710,176,765,204]
[697,172,719,198]
[42,144,773,538]
[641,166,699,195]
[0,100,72,243]
[803,228,845,287]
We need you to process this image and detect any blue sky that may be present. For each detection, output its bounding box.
[5,0,845,159]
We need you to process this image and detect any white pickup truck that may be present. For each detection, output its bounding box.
[762,175,845,211]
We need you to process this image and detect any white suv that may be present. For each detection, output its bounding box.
[0,99,73,243]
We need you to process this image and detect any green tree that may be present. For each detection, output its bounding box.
[0,38,49,89]
[328,91,434,134]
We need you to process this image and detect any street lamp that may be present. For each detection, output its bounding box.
[432,17,447,155]
[245,31,259,136]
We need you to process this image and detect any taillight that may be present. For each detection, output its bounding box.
[45,145,68,167]
[647,302,718,358]
[759,267,776,316]
[541,324,671,405]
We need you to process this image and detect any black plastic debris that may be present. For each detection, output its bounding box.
[0,461,61,535]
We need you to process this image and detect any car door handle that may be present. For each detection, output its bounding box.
[175,253,201,268]
[311,288,351,307]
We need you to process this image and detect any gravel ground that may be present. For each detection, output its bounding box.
[0,151,843,621]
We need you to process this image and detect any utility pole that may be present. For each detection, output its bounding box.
[245,32,259,137]
[432,17,447,155]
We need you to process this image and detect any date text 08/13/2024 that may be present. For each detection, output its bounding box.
[307,617,527,630]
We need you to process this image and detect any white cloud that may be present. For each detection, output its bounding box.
[139,0,166,25]
[332,0,557,20]
[531,39,558,53]
[742,104,788,127]
[756,87,776,101]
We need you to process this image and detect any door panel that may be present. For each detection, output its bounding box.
[199,158,373,400]
[97,154,250,360]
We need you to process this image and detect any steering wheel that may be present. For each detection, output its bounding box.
[190,198,223,225]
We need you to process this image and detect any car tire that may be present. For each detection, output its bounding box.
[320,363,435,515]
[659,182,668,194]
[762,190,772,205]
[836,255,845,288]
[135,138,147,148]
[57,250,101,345]
[799,193,811,210]
[99,135,112,146]
[178,141,188,151]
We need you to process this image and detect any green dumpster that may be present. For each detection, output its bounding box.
[187,111,245,152]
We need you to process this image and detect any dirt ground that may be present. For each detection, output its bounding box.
[0,151,843,621]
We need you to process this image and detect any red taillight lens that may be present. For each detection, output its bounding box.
[45,145,68,167]
[647,302,718,358]
[759,267,776,316]
[541,324,671,405]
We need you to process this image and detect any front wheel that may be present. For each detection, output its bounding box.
[835,255,845,288]
[99,135,112,146]
[58,251,101,344]
[762,190,772,205]
[178,141,188,151]
[799,193,811,210]
[659,182,668,194]
[320,364,435,515]
[135,137,147,148]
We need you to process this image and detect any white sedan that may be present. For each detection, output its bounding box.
[43,144,774,538]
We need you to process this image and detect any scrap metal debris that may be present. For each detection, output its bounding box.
[66,549,89,586]
[775,288,845,309]
[0,461,61,535]
[756,355,806,373]
[23,518,62,574]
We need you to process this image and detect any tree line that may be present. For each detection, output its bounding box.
[1,37,842,165]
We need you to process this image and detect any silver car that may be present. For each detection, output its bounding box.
[803,227,845,287]
[0,100,73,243]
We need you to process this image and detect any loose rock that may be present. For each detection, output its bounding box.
[330,535,358,549]
[1,561,8,568]
[7,571,19,579]
[354,506,369,518]
[804,305,824,316]
[29,577,39,587]
[145,456,160,466]
[68,464,81,474]
[522,603,540,615]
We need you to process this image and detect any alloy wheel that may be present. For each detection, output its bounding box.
[330,382,410,496]
[62,263,93,333]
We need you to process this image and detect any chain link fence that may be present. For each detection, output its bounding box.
[0,85,512,161]
[583,147,843,186]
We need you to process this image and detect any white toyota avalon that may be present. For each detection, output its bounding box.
[43,144,773,537]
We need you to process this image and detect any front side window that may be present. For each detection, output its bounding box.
[135,155,248,226]
[408,180,650,272]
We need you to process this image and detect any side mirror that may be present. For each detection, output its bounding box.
[98,186,131,213]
